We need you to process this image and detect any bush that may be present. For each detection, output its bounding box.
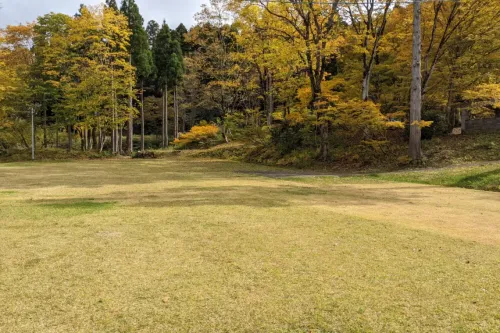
[421,109,448,139]
[270,124,304,155]
[276,149,316,168]
[174,124,221,149]
[133,151,157,159]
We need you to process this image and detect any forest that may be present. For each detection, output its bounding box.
[0,0,499,166]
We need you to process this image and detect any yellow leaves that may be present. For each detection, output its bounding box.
[411,120,434,129]
[385,121,405,129]
[296,86,312,108]
[361,139,389,150]
[208,80,240,89]
[464,83,500,102]
[386,111,406,120]
[285,111,307,126]
[174,124,220,148]
[1,23,35,47]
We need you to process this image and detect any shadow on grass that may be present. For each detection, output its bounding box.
[0,159,284,190]
[26,184,431,210]
[453,168,500,191]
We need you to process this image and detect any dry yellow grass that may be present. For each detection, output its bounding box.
[0,158,499,332]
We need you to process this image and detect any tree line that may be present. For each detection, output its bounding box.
[0,0,498,163]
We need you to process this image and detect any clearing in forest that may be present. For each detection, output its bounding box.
[0,158,499,332]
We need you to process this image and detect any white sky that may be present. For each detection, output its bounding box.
[0,0,208,28]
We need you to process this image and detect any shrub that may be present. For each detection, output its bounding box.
[174,124,221,149]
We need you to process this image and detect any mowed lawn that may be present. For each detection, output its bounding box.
[0,159,499,332]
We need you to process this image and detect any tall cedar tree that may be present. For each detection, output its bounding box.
[120,0,152,153]
[153,22,183,146]
[175,23,190,54]
[171,25,185,138]
[105,0,119,11]
[146,20,160,48]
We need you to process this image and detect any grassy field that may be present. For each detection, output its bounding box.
[0,158,499,332]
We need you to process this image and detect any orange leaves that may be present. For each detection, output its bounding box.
[174,124,220,148]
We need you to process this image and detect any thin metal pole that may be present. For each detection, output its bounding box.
[31,106,35,161]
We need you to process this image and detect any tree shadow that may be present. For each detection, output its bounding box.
[23,183,430,210]
[453,168,500,191]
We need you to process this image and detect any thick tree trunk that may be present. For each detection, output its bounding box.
[362,72,371,101]
[409,0,422,162]
[141,80,145,153]
[320,122,329,161]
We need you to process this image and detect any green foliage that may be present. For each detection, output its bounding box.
[121,0,153,81]
[153,22,184,88]
[146,20,160,48]
[270,122,309,156]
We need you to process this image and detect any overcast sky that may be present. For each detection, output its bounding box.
[0,0,208,29]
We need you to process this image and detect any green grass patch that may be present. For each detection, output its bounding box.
[0,190,17,196]
[363,163,500,192]
[39,200,116,212]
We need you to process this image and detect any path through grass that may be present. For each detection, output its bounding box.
[0,158,499,332]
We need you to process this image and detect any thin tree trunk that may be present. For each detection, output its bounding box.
[141,80,145,153]
[91,127,96,151]
[56,128,59,148]
[165,83,169,147]
[119,127,122,154]
[67,125,72,152]
[128,109,133,154]
[43,104,47,149]
[174,86,178,139]
[267,72,273,126]
[182,109,186,133]
[98,127,103,152]
[446,69,456,130]
[127,54,133,154]
[162,89,166,148]
[409,0,422,162]
[80,129,85,151]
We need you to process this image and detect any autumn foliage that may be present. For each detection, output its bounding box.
[174,124,220,149]
[0,0,499,164]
